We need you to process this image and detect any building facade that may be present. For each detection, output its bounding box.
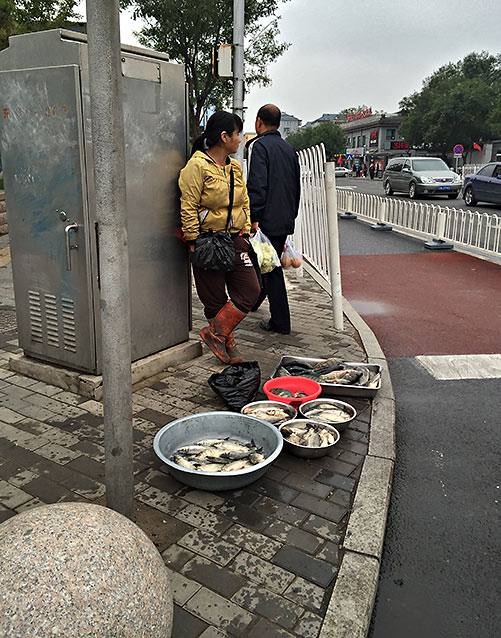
[279,113,301,138]
[340,110,406,171]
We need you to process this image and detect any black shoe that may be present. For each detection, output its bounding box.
[259,320,290,335]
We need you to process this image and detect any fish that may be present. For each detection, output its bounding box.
[214,440,251,453]
[171,437,267,473]
[197,438,228,446]
[243,406,290,425]
[249,452,266,464]
[276,366,292,377]
[198,463,224,472]
[367,371,381,388]
[304,407,352,423]
[222,460,251,472]
[312,357,344,375]
[173,455,197,470]
[282,422,339,449]
[319,369,362,385]
[270,388,294,398]
[177,445,210,455]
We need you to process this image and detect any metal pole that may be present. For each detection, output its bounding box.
[86,0,134,519]
[324,162,344,331]
[233,0,245,165]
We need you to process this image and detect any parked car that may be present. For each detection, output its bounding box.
[335,166,351,178]
[383,157,462,199]
[462,162,501,206]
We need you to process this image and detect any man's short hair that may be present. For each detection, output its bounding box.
[257,104,281,128]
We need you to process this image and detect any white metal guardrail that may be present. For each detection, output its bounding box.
[295,146,501,288]
[295,143,329,280]
[337,190,501,255]
[462,164,482,177]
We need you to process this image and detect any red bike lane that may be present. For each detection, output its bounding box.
[340,251,501,357]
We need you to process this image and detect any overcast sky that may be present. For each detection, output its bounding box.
[80,0,500,129]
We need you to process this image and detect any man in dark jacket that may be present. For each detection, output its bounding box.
[246,104,300,335]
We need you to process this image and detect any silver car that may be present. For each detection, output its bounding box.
[383,157,462,199]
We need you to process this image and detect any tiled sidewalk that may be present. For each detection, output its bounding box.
[0,245,371,637]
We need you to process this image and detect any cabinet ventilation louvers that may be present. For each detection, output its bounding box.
[28,291,77,352]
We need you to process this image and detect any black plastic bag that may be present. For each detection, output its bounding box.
[208,362,261,411]
[191,230,235,272]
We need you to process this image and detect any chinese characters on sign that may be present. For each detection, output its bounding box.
[347,107,373,122]
[369,130,378,147]
[0,105,68,120]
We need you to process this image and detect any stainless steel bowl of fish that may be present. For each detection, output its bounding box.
[153,411,283,491]
[278,419,340,458]
[241,401,297,426]
[299,398,356,432]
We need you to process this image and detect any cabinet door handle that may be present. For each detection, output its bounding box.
[64,223,79,271]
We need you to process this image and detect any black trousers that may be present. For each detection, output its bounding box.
[252,234,290,333]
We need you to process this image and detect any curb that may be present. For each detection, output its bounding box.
[319,298,395,638]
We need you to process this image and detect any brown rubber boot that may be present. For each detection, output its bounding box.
[200,302,246,364]
[226,333,243,364]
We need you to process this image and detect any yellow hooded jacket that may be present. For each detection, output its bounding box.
[178,150,251,242]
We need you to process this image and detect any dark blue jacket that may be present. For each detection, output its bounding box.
[246,130,301,237]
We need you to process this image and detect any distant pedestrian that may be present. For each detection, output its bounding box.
[369,162,375,180]
[246,104,300,335]
[362,164,368,178]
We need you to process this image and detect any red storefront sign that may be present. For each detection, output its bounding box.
[347,107,373,122]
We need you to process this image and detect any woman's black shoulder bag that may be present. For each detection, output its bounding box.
[191,168,235,272]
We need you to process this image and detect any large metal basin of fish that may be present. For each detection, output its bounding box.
[153,412,283,491]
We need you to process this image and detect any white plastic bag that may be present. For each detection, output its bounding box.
[281,239,302,269]
[250,229,280,273]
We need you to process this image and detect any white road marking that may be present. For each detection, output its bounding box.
[416,354,501,380]
[336,186,357,190]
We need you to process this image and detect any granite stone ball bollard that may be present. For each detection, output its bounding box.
[0,502,173,637]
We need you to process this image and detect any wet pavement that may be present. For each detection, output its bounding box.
[0,230,379,637]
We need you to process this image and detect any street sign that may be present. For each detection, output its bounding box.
[453,144,464,155]
[346,153,353,160]
[453,153,462,158]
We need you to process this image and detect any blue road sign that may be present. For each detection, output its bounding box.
[453,144,464,155]
[346,153,354,160]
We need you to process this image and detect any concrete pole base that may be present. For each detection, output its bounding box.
[339,213,357,219]
[424,238,454,250]
[9,339,202,400]
[370,223,393,231]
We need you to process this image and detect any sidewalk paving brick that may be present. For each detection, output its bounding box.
[231,581,302,630]
[185,587,255,635]
[178,528,241,566]
[229,551,296,594]
[272,546,337,588]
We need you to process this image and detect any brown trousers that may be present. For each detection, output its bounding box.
[192,235,261,319]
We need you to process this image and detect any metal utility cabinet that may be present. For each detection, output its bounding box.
[0,29,190,374]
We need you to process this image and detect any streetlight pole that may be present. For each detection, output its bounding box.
[233,0,245,164]
[85,0,134,519]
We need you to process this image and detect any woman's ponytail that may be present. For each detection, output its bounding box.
[190,131,207,156]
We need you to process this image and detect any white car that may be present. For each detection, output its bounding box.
[335,166,351,178]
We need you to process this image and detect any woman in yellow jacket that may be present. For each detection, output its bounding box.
[179,111,260,364]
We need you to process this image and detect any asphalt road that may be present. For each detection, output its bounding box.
[337,176,501,216]
[338,219,501,638]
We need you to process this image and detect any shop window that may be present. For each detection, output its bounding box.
[386,129,396,141]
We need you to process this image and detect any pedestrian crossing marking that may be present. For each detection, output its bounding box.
[416,354,501,380]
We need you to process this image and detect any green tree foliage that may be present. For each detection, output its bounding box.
[126,0,290,136]
[286,122,345,157]
[399,52,501,156]
[0,0,81,50]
